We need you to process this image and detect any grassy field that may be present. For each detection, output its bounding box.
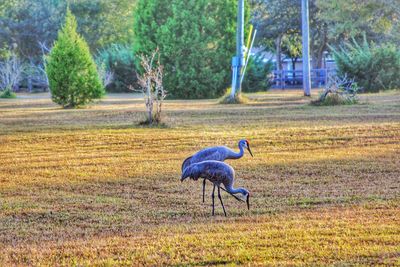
[0,90,399,266]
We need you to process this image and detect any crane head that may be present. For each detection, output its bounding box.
[245,140,253,157]
[181,164,200,182]
[239,139,254,157]
[237,188,250,210]
[181,167,190,182]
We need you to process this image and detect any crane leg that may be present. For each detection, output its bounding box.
[212,184,216,216]
[218,186,227,217]
[202,179,206,203]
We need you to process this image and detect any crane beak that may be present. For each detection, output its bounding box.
[246,194,250,210]
[247,145,254,157]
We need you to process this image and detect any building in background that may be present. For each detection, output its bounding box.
[250,47,337,89]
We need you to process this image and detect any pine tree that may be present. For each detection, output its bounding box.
[46,8,104,108]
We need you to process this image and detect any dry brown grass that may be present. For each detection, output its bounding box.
[0,90,399,266]
[3,203,400,266]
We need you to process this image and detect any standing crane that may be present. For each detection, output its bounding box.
[181,160,250,216]
[181,139,253,203]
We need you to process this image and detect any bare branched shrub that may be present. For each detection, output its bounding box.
[132,49,166,125]
[312,74,360,106]
[0,53,24,91]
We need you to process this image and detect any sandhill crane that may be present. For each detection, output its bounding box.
[181,139,253,203]
[181,160,250,216]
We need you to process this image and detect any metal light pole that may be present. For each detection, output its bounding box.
[230,0,245,99]
[301,0,311,96]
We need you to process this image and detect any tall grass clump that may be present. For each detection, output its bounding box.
[219,88,249,104]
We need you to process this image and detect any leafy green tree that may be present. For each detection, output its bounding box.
[282,33,302,70]
[159,0,238,98]
[133,0,241,99]
[252,0,301,70]
[46,9,104,108]
[315,0,400,68]
[0,0,64,61]
[253,0,331,69]
[70,0,136,52]
[242,54,273,92]
[0,0,136,61]
[253,0,400,69]
[133,0,171,58]
[317,0,399,43]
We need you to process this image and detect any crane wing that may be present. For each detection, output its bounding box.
[195,147,226,162]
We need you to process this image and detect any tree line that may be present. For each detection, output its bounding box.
[0,0,399,101]
[253,0,400,70]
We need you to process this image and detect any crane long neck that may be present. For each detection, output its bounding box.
[229,145,244,159]
[225,184,245,195]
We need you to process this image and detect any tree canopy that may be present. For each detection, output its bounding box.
[134,0,242,99]
[252,0,400,68]
[0,0,136,61]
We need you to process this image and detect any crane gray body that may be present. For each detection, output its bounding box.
[181,140,252,203]
[182,160,235,186]
[181,160,249,216]
[181,140,252,173]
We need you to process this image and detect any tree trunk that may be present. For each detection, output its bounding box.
[275,35,283,71]
[313,47,325,69]
[312,28,328,69]
[146,83,153,124]
[275,35,283,88]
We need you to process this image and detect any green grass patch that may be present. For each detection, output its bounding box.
[0,88,17,99]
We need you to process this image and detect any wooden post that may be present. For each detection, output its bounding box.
[301,0,311,96]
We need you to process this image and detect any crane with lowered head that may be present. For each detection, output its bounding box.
[181,160,250,216]
[181,139,253,203]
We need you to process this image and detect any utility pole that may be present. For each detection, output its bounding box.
[301,0,311,96]
[230,0,244,99]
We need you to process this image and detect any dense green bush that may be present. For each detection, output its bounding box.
[96,44,138,92]
[242,54,273,92]
[134,0,247,99]
[46,9,104,108]
[332,36,400,92]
